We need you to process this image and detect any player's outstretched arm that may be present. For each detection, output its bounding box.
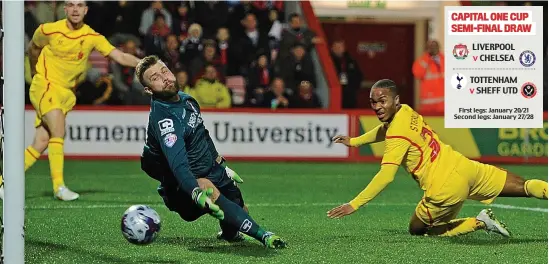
[327,164,398,219]
[108,49,140,68]
[332,124,386,147]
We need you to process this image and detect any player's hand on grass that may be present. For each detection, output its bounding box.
[332,135,352,147]
[327,203,356,219]
[193,187,225,220]
[225,166,244,184]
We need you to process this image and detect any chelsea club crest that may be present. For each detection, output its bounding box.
[519,50,536,67]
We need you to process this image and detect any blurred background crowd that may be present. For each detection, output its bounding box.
[0,0,547,111]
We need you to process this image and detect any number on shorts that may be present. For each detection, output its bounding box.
[420,127,440,162]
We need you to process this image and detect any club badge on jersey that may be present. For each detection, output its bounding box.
[163,133,177,148]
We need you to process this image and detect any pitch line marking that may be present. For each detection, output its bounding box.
[22,202,548,213]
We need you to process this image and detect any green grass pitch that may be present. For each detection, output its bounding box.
[3,161,547,263]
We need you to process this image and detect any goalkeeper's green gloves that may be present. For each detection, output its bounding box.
[218,156,244,184]
[192,187,224,220]
[225,166,244,184]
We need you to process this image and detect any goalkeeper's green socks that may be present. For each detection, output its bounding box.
[215,194,266,242]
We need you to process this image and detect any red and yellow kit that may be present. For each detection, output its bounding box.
[349,104,507,226]
[29,19,115,126]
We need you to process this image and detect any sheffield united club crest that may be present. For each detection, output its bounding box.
[453,44,469,60]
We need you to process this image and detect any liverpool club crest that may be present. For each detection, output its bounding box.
[453,44,469,60]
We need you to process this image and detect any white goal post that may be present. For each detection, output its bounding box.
[2,1,26,264]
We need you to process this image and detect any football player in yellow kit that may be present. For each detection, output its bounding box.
[327,79,547,237]
[0,1,140,201]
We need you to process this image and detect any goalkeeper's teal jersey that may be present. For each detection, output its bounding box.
[142,91,219,195]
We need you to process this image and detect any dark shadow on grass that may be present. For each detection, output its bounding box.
[27,240,177,263]
[156,236,279,258]
[446,237,548,245]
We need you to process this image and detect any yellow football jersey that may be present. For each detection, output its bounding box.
[381,104,459,191]
[32,19,115,89]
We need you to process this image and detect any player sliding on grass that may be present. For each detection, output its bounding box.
[327,79,547,237]
[135,55,286,248]
[0,0,141,201]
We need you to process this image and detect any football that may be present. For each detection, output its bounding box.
[121,205,161,245]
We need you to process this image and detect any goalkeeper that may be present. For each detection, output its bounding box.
[137,56,286,249]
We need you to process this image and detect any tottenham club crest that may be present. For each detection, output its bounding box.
[519,50,536,67]
[450,73,467,90]
[453,44,469,60]
[521,82,537,99]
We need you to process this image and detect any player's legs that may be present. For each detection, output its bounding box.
[204,162,250,241]
[34,83,78,200]
[498,170,547,199]
[217,183,248,242]
[196,178,286,248]
[0,126,48,199]
[410,166,506,237]
[411,200,487,236]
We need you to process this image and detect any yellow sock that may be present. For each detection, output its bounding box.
[524,180,548,199]
[1,146,41,185]
[439,218,485,237]
[48,138,65,192]
[25,146,41,171]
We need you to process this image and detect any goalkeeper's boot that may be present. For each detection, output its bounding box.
[54,186,80,201]
[216,231,250,243]
[476,209,511,238]
[262,232,287,249]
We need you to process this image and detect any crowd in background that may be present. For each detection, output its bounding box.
[4,1,327,109]
[0,1,546,111]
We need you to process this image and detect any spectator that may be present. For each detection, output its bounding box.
[193,1,229,39]
[163,34,183,72]
[239,13,270,74]
[193,65,232,109]
[105,1,140,37]
[149,13,171,38]
[291,81,321,108]
[331,40,363,109]
[110,39,147,105]
[251,1,284,32]
[412,39,445,114]
[279,13,320,60]
[189,41,224,84]
[172,3,194,41]
[24,3,39,40]
[30,1,64,24]
[139,1,172,36]
[276,43,316,93]
[143,13,170,56]
[247,54,273,106]
[262,78,290,109]
[76,68,113,106]
[216,27,240,76]
[267,10,283,49]
[228,1,255,38]
[176,70,193,95]
[180,23,203,66]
